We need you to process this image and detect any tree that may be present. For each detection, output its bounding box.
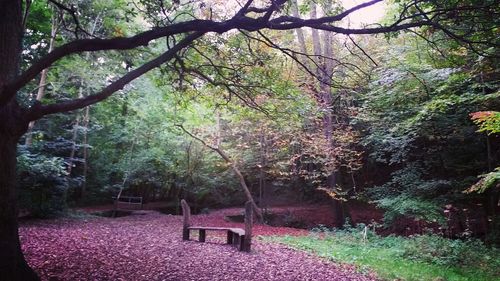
[354,26,499,233]
[178,124,265,221]
[0,0,497,279]
[289,0,360,226]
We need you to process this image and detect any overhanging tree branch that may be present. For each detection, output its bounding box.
[27,31,204,121]
[2,0,493,109]
[1,1,432,105]
[1,20,233,104]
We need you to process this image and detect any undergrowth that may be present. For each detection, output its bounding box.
[264,224,500,281]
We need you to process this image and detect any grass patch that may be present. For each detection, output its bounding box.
[265,226,500,281]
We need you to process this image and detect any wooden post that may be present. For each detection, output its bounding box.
[243,201,253,252]
[226,230,233,244]
[181,199,191,240]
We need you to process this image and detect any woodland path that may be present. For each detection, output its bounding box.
[19,208,377,281]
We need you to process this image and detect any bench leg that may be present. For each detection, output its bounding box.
[233,234,240,247]
[226,231,233,244]
[199,229,206,242]
[239,235,245,251]
[183,228,190,241]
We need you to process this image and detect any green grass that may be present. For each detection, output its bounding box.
[264,227,500,281]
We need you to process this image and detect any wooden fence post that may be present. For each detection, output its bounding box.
[243,201,253,252]
[181,199,191,240]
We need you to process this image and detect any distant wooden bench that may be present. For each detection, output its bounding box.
[112,196,143,210]
[181,200,253,252]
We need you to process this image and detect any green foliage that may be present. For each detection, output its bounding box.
[22,0,52,64]
[267,227,500,281]
[86,74,246,206]
[400,234,497,268]
[356,31,500,227]
[466,167,500,194]
[17,149,69,218]
[369,165,450,223]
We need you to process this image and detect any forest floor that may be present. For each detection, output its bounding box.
[19,206,378,281]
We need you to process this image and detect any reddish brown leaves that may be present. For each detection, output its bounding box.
[20,209,375,281]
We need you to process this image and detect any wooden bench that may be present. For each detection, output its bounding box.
[181,200,253,252]
[187,226,247,250]
[112,196,143,210]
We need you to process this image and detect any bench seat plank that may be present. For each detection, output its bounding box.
[189,226,245,235]
[189,226,232,231]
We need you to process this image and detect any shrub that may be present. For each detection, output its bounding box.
[400,234,499,269]
[18,150,69,218]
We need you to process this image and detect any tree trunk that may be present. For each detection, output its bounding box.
[290,0,308,67]
[309,3,322,80]
[305,0,346,227]
[0,0,40,279]
[81,105,90,200]
[258,129,266,208]
[25,10,58,146]
[67,116,81,176]
[229,160,264,222]
[0,113,39,280]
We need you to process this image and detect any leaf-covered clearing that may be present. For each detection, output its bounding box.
[20,209,376,281]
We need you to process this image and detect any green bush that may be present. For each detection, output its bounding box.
[18,151,69,218]
[267,226,500,281]
[400,234,499,269]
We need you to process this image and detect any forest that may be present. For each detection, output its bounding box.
[0,0,499,280]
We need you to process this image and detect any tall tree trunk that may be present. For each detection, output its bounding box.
[0,1,40,279]
[67,116,81,175]
[309,3,322,80]
[25,11,58,146]
[290,0,308,67]
[303,1,346,226]
[258,129,267,208]
[0,115,38,280]
[81,106,90,200]
[67,86,83,176]
[0,112,38,281]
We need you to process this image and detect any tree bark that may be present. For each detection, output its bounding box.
[309,3,323,80]
[0,99,38,278]
[299,1,346,226]
[290,0,308,67]
[0,113,39,281]
[0,1,40,279]
[321,1,346,227]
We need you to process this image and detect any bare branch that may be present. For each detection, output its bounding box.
[47,0,92,38]
[22,0,32,29]
[270,0,383,27]
[176,124,218,152]
[348,36,378,66]
[236,0,255,17]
